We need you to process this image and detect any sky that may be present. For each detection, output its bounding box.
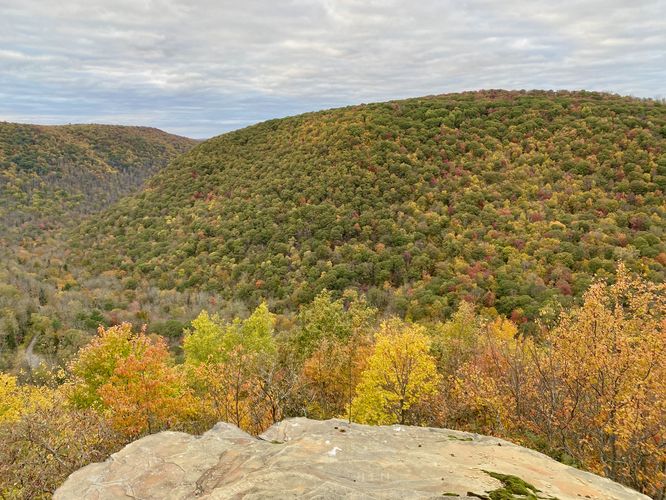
[0,0,664,138]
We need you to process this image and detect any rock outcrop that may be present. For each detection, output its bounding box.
[55,418,647,499]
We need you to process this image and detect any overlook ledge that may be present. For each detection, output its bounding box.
[55,417,647,499]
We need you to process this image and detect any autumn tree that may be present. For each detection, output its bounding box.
[430,301,482,375]
[298,290,376,419]
[350,319,441,425]
[295,290,353,356]
[300,334,372,419]
[184,303,278,434]
[67,323,135,409]
[531,265,665,496]
[450,266,666,498]
[0,372,51,423]
[183,302,275,365]
[68,322,198,438]
[98,335,198,438]
[447,317,531,436]
[182,310,225,365]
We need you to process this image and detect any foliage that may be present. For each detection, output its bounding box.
[0,390,122,499]
[0,267,662,497]
[296,289,377,356]
[0,372,51,423]
[74,91,665,324]
[182,310,225,365]
[0,122,195,232]
[183,303,280,434]
[183,302,276,365]
[448,266,665,498]
[0,123,195,374]
[67,323,135,409]
[0,92,664,498]
[300,334,373,420]
[430,301,483,373]
[350,318,441,425]
[98,335,197,438]
[188,347,272,435]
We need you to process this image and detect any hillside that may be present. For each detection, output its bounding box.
[73,90,665,322]
[0,123,196,371]
[56,418,647,499]
[0,123,196,232]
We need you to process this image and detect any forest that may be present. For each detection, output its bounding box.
[73,90,665,324]
[0,123,195,231]
[0,91,664,498]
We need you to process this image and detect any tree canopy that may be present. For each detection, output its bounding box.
[73,91,665,324]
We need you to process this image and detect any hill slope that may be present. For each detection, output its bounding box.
[0,123,196,231]
[73,91,666,321]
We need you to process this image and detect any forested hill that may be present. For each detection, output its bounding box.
[73,90,666,322]
[0,123,196,232]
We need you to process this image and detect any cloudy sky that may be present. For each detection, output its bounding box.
[0,0,664,138]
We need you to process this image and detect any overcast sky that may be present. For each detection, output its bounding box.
[0,0,664,138]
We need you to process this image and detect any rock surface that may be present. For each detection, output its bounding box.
[55,418,647,499]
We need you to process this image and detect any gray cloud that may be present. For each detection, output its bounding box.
[0,0,663,137]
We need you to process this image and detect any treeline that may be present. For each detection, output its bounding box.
[73,91,666,324]
[1,266,663,498]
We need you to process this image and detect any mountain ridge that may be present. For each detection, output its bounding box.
[0,122,196,232]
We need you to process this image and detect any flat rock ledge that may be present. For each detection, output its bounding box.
[55,418,647,499]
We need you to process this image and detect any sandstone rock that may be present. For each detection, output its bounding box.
[55,418,648,499]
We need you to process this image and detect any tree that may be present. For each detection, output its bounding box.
[299,291,376,419]
[188,347,270,435]
[0,373,51,423]
[300,335,372,419]
[67,323,134,409]
[447,317,529,436]
[98,336,197,438]
[229,301,276,355]
[183,302,276,366]
[450,265,666,498]
[0,390,121,499]
[182,310,225,365]
[183,304,278,435]
[350,319,441,425]
[295,290,352,356]
[430,301,481,375]
[531,265,665,496]
[68,322,198,438]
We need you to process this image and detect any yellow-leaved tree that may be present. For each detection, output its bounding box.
[350,319,441,425]
[450,265,665,499]
[0,372,51,423]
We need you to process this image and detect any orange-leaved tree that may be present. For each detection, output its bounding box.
[68,323,198,438]
[532,265,665,496]
[98,334,198,438]
[451,265,665,498]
